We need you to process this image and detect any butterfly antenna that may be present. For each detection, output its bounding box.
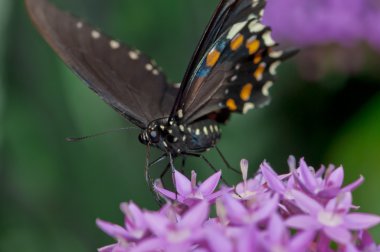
[65,127,139,142]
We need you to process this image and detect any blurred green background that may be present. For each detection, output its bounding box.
[1,0,380,250]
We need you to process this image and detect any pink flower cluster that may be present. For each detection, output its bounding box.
[97,157,380,252]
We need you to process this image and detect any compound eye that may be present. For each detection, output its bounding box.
[150,130,159,143]
[150,131,157,138]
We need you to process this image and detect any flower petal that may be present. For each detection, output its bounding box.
[324,226,352,244]
[144,212,170,236]
[326,192,352,213]
[326,166,344,188]
[204,224,233,252]
[261,162,286,193]
[180,201,209,229]
[344,213,380,230]
[285,215,320,230]
[341,175,364,193]
[131,238,165,252]
[198,170,222,196]
[120,202,146,230]
[289,231,316,251]
[223,195,248,224]
[174,170,192,196]
[251,194,279,223]
[299,158,318,192]
[267,213,285,242]
[96,219,129,239]
[154,185,177,200]
[291,189,323,215]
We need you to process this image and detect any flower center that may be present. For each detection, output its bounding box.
[317,210,343,227]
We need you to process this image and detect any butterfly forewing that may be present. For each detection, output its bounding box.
[26,0,177,129]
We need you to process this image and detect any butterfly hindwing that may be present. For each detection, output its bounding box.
[25,0,178,128]
[176,0,296,123]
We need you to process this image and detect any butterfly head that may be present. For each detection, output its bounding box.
[139,122,162,145]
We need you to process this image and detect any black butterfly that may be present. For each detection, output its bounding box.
[26,0,296,181]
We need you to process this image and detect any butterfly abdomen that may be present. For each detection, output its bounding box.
[184,119,221,154]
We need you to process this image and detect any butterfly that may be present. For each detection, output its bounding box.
[26,0,296,182]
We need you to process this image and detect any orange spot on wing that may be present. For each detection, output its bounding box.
[207,49,221,67]
[254,63,266,81]
[246,38,260,55]
[230,34,244,51]
[226,98,238,111]
[240,83,253,101]
[253,54,262,64]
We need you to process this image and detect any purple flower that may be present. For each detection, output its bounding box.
[96,202,148,242]
[261,213,315,252]
[234,159,266,200]
[286,190,380,245]
[292,158,364,201]
[221,193,279,226]
[97,158,380,252]
[263,0,380,50]
[155,169,227,207]
[133,201,209,252]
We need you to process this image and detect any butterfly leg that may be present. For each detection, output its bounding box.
[159,163,171,189]
[145,146,167,204]
[181,157,186,173]
[200,155,231,186]
[215,146,241,175]
[167,153,179,200]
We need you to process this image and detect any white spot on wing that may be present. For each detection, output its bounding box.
[76,22,83,29]
[152,69,159,76]
[177,109,184,119]
[248,21,265,33]
[243,103,255,114]
[145,64,153,71]
[227,21,248,39]
[110,40,120,49]
[262,31,276,46]
[230,75,238,82]
[91,30,101,39]
[174,83,181,89]
[262,81,273,96]
[270,61,281,75]
[128,51,139,60]
[269,51,283,58]
[195,129,200,135]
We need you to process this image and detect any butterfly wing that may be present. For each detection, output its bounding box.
[25,0,177,129]
[171,0,296,123]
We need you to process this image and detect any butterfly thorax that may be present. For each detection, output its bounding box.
[138,118,221,156]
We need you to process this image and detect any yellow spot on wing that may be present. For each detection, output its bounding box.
[240,83,253,101]
[226,99,238,111]
[207,49,221,67]
[230,34,244,51]
[246,38,260,55]
[254,63,266,81]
